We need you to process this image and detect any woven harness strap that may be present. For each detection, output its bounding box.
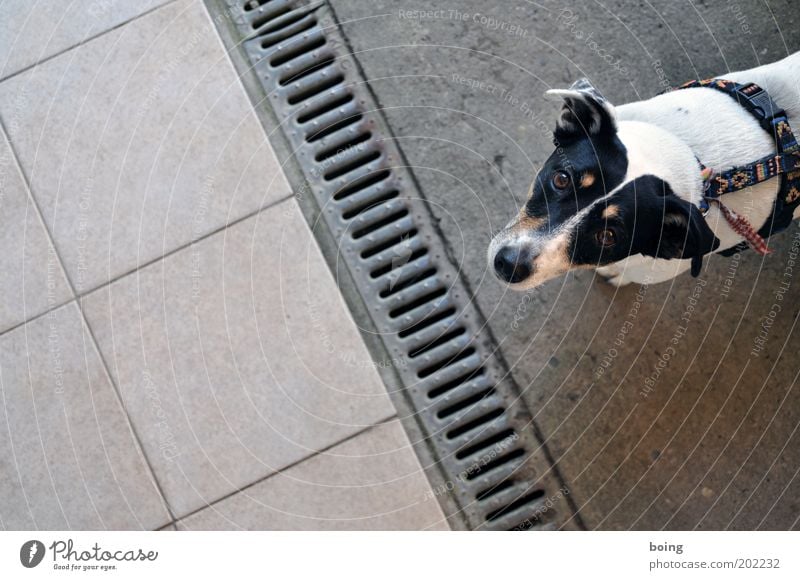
[676,78,800,254]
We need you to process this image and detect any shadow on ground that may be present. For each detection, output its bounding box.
[331,0,800,529]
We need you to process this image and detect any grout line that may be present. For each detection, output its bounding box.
[0,193,296,342]
[74,192,298,526]
[0,111,180,527]
[0,0,363,531]
[156,523,178,531]
[168,416,398,527]
[0,118,78,322]
[0,191,298,518]
[0,0,182,85]
[75,193,296,299]
[0,297,75,339]
[0,93,292,528]
[76,299,179,525]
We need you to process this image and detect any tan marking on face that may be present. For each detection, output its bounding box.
[532,233,572,283]
[507,231,594,290]
[512,212,544,234]
[581,171,596,188]
[601,205,620,219]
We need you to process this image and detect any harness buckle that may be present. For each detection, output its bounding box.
[740,84,785,123]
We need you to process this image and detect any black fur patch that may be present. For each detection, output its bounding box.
[524,132,628,231]
[553,80,617,145]
[569,175,720,272]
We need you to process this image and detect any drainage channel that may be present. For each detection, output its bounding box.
[208,0,580,531]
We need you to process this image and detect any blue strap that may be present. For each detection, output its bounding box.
[676,79,800,226]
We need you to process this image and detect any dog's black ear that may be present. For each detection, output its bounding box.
[628,175,720,276]
[546,78,617,142]
[659,196,720,276]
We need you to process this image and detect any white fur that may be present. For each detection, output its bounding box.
[599,53,800,286]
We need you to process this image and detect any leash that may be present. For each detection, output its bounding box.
[673,78,800,257]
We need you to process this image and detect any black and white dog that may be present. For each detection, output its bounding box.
[489,52,800,289]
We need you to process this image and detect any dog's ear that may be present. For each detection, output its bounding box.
[545,78,617,142]
[628,175,720,276]
[659,195,720,276]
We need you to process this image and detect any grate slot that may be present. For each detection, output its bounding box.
[397,305,455,338]
[244,0,273,11]
[380,267,437,299]
[459,444,525,492]
[360,228,418,260]
[342,189,399,220]
[437,387,497,420]
[306,112,363,142]
[370,247,426,279]
[388,286,446,319]
[297,93,353,123]
[333,169,391,200]
[324,149,381,180]
[252,4,293,29]
[316,132,373,162]
[446,408,505,440]
[400,314,463,354]
[269,33,326,67]
[428,367,484,399]
[417,347,476,380]
[349,198,407,234]
[475,479,515,501]
[276,49,339,90]
[507,512,545,531]
[408,327,465,358]
[486,489,546,522]
[465,449,526,482]
[408,329,471,365]
[456,429,516,460]
[416,339,475,376]
[258,13,317,47]
[279,54,335,85]
[287,74,345,105]
[351,209,409,240]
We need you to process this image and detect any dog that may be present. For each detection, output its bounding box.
[488,52,800,289]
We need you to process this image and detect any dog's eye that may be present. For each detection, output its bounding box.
[594,228,617,247]
[552,170,571,190]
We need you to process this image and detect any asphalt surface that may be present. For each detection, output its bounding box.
[331,0,800,529]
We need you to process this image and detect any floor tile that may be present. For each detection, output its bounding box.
[0,125,72,332]
[81,200,397,518]
[177,421,449,530]
[0,0,173,79]
[0,303,170,530]
[0,0,290,293]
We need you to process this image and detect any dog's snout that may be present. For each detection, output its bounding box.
[493,245,533,284]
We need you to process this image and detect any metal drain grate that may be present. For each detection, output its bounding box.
[213,0,578,530]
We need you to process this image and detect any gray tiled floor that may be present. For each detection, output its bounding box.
[81,200,398,518]
[0,0,289,294]
[177,421,448,530]
[0,0,173,80]
[0,126,72,333]
[0,0,444,531]
[0,303,170,530]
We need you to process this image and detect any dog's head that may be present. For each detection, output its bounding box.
[488,78,720,289]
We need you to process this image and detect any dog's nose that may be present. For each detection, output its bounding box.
[493,245,533,284]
